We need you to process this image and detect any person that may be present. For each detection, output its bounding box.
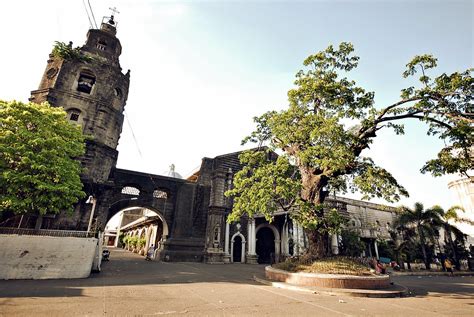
[145,244,155,261]
[102,249,110,261]
[444,258,454,276]
[376,260,386,274]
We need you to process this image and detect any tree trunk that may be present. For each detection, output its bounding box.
[418,227,431,270]
[446,228,460,270]
[304,228,329,259]
[298,171,330,259]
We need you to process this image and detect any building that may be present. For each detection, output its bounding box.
[16,16,451,264]
[448,177,474,244]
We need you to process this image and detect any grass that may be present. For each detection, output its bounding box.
[274,256,375,276]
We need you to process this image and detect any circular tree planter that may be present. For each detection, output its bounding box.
[265,266,391,289]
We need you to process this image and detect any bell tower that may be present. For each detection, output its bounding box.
[30,15,130,184]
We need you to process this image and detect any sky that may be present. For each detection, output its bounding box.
[1,0,472,211]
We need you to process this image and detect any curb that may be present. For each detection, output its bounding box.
[391,271,474,277]
[253,275,408,298]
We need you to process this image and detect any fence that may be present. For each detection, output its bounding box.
[0,227,94,238]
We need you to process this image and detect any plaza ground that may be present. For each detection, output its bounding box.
[0,248,473,316]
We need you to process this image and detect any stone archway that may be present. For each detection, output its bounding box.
[107,205,170,256]
[230,232,246,263]
[255,223,281,264]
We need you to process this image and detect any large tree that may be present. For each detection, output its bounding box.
[0,100,86,217]
[226,43,473,258]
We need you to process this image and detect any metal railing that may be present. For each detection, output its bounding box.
[0,227,94,238]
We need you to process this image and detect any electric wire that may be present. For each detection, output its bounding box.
[87,0,98,29]
[82,0,93,29]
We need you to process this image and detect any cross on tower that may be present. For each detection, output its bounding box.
[109,7,120,17]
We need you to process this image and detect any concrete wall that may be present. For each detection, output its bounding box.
[0,235,97,280]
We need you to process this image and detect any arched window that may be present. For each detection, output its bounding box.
[153,190,168,199]
[67,108,81,122]
[96,40,107,51]
[114,87,122,99]
[77,70,96,94]
[121,186,140,196]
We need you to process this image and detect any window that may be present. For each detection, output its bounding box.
[114,87,122,98]
[67,109,81,122]
[77,70,96,94]
[96,40,107,51]
[153,190,168,199]
[121,186,140,196]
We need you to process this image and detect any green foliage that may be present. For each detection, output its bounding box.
[339,229,366,257]
[274,256,373,276]
[226,149,301,223]
[0,100,86,216]
[128,236,139,247]
[226,42,472,257]
[52,41,93,63]
[138,238,146,248]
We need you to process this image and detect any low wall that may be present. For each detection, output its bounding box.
[265,266,390,289]
[0,234,98,279]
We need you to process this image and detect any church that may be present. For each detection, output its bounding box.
[25,14,401,264]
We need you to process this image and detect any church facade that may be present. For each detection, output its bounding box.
[26,17,399,264]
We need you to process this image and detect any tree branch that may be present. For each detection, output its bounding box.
[376,97,422,120]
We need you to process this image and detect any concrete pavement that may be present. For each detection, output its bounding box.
[0,248,473,316]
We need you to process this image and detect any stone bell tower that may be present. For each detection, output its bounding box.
[30,15,130,184]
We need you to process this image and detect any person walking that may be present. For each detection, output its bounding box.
[145,244,155,261]
[444,258,454,276]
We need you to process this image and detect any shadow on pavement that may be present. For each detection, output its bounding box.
[0,248,267,298]
[1,249,473,300]
[392,275,474,299]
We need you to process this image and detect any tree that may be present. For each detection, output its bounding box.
[431,205,472,269]
[0,100,86,217]
[339,229,366,257]
[226,43,473,258]
[394,202,445,270]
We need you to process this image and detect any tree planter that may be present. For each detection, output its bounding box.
[265,266,391,289]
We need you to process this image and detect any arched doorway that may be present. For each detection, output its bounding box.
[231,232,246,263]
[256,227,275,264]
[233,236,242,262]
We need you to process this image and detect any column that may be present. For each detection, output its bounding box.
[250,219,256,255]
[374,240,379,259]
[224,221,230,255]
[274,239,281,263]
[331,234,339,255]
[223,220,231,263]
[281,223,288,256]
[247,220,252,253]
[247,218,258,263]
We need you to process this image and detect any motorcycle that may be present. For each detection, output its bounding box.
[102,249,110,261]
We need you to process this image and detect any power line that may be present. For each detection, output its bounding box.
[87,0,98,29]
[82,0,93,29]
[124,110,143,158]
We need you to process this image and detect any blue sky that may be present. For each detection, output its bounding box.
[1,0,472,210]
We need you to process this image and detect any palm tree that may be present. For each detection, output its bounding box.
[431,205,472,269]
[395,202,443,270]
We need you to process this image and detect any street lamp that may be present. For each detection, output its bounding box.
[86,195,97,235]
